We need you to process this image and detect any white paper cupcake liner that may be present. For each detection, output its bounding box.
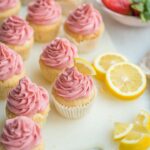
[139,52,150,79]
[51,88,96,119]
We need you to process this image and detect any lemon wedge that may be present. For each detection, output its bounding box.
[119,131,150,150]
[106,62,146,99]
[135,110,150,132]
[93,53,127,79]
[74,57,96,75]
[113,122,133,140]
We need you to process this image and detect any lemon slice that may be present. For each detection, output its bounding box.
[113,122,133,140]
[93,53,127,79]
[106,62,147,99]
[119,131,150,150]
[135,110,150,132]
[74,57,96,75]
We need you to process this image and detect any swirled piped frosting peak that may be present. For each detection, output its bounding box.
[0,0,19,12]
[0,116,41,150]
[65,3,102,35]
[0,43,23,80]
[27,0,62,25]
[53,67,94,100]
[40,37,78,69]
[0,16,33,45]
[7,77,49,116]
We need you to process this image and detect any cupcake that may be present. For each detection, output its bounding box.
[0,116,44,150]
[0,0,21,23]
[64,3,104,53]
[56,0,84,16]
[27,0,62,43]
[0,43,24,100]
[21,0,31,5]
[6,77,50,126]
[51,67,96,119]
[39,37,78,84]
[0,16,34,60]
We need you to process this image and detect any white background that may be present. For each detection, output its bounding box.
[0,0,150,150]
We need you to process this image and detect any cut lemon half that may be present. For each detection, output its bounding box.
[106,62,147,99]
[135,110,150,132]
[113,122,133,140]
[74,57,96,75]
[93,53,127,79]
[119,131,150,150]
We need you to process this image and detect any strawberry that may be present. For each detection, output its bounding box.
[102,0,132,15]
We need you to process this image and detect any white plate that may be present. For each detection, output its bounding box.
[0,1,149,150]
[97,0,150,27]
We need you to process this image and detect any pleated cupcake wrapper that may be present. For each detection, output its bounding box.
[51,94,94,119]
[139,58,150,79]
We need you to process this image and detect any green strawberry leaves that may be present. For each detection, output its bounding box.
[131,3,144,12]
[130,0,150,21]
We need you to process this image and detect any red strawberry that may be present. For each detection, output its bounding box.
[102,0,132,15]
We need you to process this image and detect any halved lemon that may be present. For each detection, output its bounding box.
[106,62,147,99]
[119,131,150,150]
[93,53,128,79]
[135,110,150,132]
[74,57,96,75]
[113,122,134,140]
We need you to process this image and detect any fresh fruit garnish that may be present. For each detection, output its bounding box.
[74,57,96,75]
[131,0,150,21]
[113,122,134,140]
[119,131,150,150]
[135,110,150,132]
[102,0,132,15]
[93,53,127,79]
[106,62,146,99]
[113,111,150,150]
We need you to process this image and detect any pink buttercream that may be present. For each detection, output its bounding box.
[0,116,41,150]
[65,3,102,35]
[0,43,23,80]
[40,37,78,69]
[0,16,33,45]
[0,0,18,11]
[7,77,49,117]
[27,0,62,25]
[54,67,94,100]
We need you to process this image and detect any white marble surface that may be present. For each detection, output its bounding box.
[0,1,150,150]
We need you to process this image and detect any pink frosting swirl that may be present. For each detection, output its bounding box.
[0,0,18,11]
[0,16,33,45]
[27,0,62,25]
[40,37,78,69]
[0,116,41,150]
[54,67,94,100]
[7,77,49,117]
[0,43,23,80]
[65,3,102,35]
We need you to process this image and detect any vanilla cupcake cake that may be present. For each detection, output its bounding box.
[27,0,62,43]
[64,3,104,53]
[52,67,96,119]
[0,43,24,100]
[0,16,34,60]
[21,0,31,5]
[0,116,44,150]
[0,0,21,22]
[6,77,50,126]
[56,0,84,16]
[39,37,78,83]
